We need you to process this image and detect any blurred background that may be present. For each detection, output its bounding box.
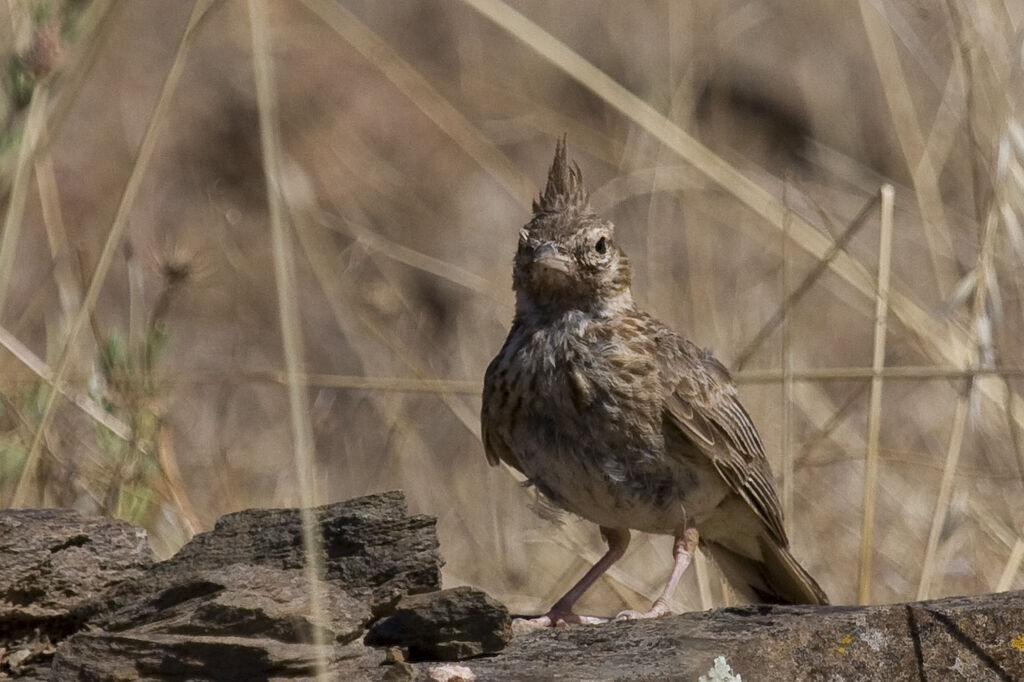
[0,0,1021,616]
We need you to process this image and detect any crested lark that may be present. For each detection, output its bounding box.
[481,139,828,627]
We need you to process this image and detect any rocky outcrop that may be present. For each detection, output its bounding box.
[1,492,1022,681]
[1,492,453,680]
[48,491,448,680]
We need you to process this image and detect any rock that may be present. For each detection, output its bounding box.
[100,490,441,620]
[51,492,441,680]
[100,565,371,644]
[456,590,1024,680]
[0,509,151,680]
[50,633,388,681]
[0,509,152,623]
[365,586,512,661]
[420,662,479,681]
[381,647,416,681]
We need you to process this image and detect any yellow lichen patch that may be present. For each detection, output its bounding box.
[1011,633,1024,652]
[835,634,854,655]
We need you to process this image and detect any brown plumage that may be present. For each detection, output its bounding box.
[481,138,827,626]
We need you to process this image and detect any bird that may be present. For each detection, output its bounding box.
[481,138,828,627]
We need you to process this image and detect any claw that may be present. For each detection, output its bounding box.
[614,600,672,621]
[512,610,609,632]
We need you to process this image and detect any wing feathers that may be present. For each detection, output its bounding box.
[664,345,788,545]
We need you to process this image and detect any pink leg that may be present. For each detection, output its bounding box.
[518,527,631,629]
[616,526,699,620]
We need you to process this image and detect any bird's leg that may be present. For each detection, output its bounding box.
[516,526,631,630]
[616,525,699,621]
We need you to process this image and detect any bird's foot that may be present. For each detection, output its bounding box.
[614,599,672,621]
[512,609,608,633]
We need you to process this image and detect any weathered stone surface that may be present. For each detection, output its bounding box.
[101,491,441,620]
[50,492,441,681]
[455,591,1024,680]
[0,628,55,681]
[365,586,512,661]
[100,565,371,644]
[0,509,152,623]
[50,633,388,681]
[0,509,152,680]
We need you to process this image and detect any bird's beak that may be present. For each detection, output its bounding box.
[533,242,571,274]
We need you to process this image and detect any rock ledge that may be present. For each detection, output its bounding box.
[1,493,1022,681]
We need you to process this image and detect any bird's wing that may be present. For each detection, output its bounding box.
[481,347,521,470]
[663,344,788,545]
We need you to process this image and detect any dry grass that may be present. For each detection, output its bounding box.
[248,0,327,674]
[857,183,894,605]
[0,0,1022,617]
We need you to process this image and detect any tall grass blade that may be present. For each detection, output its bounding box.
[248,1,328,677]
[858,184,895,605]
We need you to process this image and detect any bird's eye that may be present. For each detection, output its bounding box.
[594,237,608,254]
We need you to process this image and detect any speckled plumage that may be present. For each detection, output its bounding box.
[481,140,827,620]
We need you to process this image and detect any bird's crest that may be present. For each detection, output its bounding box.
[532,136,590,215]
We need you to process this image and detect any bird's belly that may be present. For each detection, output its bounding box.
[515,435,724,535]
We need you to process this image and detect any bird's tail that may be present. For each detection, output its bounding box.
[702,535,829,606]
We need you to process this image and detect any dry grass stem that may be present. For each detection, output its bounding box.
[736,366,1024,383]
[249,0,328,676]
[781,187,793,529]
[0,324,131,441]
[0,87,48,320]
[916,393,970,600]
[996,538,1024,592]
[968,495,1017,549]
[324,215,505,302]
[858,184,895,605]
[35,145,82,327]
[460,0,895,323]
[149,366,1024,391]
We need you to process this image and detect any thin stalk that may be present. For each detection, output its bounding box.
[996,539,1024,592]
[249,1,328,678]
[736,366,1024,383]
[858,184,895,605]
[781,184,793,530]
[36,140,83,330]
[0,324,131,440]
[916,394,969,600]
[0,87,49,320]
[141,365,1024,391]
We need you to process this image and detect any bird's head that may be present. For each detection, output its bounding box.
[512,138,633,317]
